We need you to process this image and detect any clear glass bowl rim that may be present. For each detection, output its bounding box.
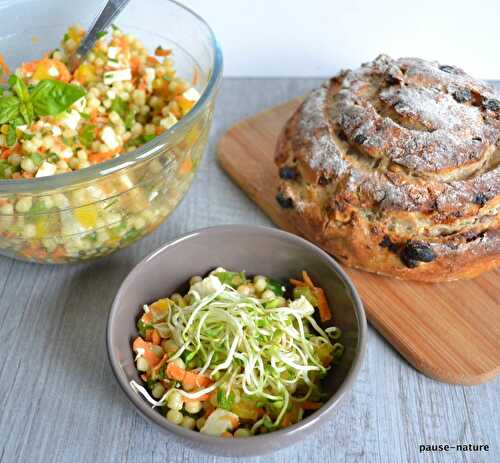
[0,0,223,194]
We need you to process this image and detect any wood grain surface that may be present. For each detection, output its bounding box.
[218,98,500,386]
[0,79,499,463]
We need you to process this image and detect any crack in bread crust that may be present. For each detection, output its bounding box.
[274,55,500,282]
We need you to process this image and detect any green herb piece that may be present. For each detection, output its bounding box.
[124,109,135,130]
[184,350,198,363]
[150,364,166,382]
[6,124,16,146]
[84,231,97,242]
[0,160,12,178]
[142,133,156,143]
[111,24,120,31]
[123,228,140,242]
[264,298,284,310]
[79,112,91,120]
[31,79,86,116]
[110,96,127,118]
[214,271,246,288]
[9,75,33,125]
[47,152,60,163]
[96,31,107,39]
[29,152,43,166]
[27,201,47,216]
[217,388,235,410]
[266,278,285,296]
[63,33,70,42]
[0,96,20,124]
[137,319,153,338]
[262,415,275,430]
[22,132,34,140]
[79,124,95,148]
[292,286,317,306]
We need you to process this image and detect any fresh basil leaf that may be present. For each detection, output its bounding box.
[0,95,20,123]
[110,97,127,118]
[63,33,69,42]
[19,100,34,125]
[12,115,25,127]
[9,76,33,124]
[96,31,107,39]
[31,80,86,116]
[6,124,17,146]
[79,111,90,120]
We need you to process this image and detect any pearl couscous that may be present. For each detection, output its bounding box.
[0,24,200,178]
[0,25,210,263]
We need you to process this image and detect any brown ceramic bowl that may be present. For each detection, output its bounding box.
[106,225,367,457]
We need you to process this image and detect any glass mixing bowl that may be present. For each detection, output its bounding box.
[0,0,222,263]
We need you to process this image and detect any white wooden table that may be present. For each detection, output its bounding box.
[0,79,499,463]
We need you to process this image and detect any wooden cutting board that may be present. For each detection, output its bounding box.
[217,98,500,385]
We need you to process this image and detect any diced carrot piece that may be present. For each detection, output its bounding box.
[155,46,172,57]
[302,401,322,410]
[146,56,159,65]
[151,329,161,345]
[313,287,332,322]
[179,158,192,175]
[166,362,213,389]
[166,361,186,381]
[132,337,161,367]
[130,57,141,73]
[0,54,11,81]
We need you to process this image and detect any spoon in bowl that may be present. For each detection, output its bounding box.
[69,0,130,72]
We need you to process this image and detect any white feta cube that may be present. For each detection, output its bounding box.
[51,125,62,136]
[107,46,120,60]
[60,110,81,131]
[35,161,57,178]
[144,67,156,91]
[159,113,178,130]
[190,275,222,298]
[101,126,119,150]
[72,96,87,112]
[182,87,201,102]
[103,68,132,85]
[59,147,74,159]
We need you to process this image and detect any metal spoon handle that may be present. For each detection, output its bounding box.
[72,0,130,68]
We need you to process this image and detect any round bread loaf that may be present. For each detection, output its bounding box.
[275,55,500,282]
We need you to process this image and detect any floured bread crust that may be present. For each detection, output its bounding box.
[275,55,500,282]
